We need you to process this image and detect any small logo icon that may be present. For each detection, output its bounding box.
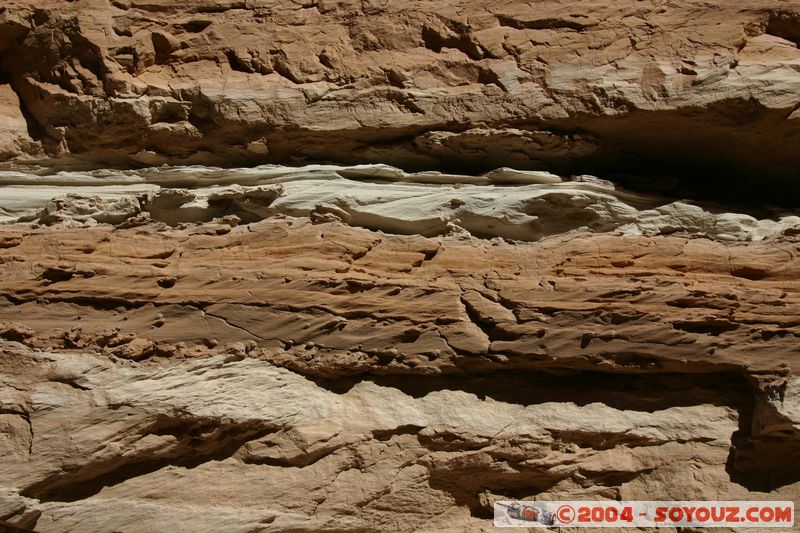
[500,502,556,525]
[557,504,576,524]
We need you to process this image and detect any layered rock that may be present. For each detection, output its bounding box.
[2,164,799,241]
[1,216,799,530]
[0,342,756,532]
[0,0,799,531]
[0,1,799,202]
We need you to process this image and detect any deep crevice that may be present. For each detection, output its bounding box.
[175,20,213,33]
[421,25,484,60]
[225,49,252,73]
[305,368,800,493]
[496,15,596,32]
[765,10,800,47]
[21,414,280,502]
[309,370,748,411]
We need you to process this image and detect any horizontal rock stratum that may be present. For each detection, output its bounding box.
[2,164,799,240]
[1,0,800,201]
[1,1,800,531]
[1,218,799,531]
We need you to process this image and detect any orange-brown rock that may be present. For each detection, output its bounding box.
[2,218,799,378]
[0,218,799,531]
[0,1,799,202]
[1,0,800,530]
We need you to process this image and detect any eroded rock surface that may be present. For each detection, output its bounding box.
[1,1,799,531]
[2,164,800,242]
[0,1,799,202]
[0,218,799,531]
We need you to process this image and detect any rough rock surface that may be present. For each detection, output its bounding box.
[1,218,800,531]
[1,1,800,531]
[0,1,799,202]
[2,164,799,240]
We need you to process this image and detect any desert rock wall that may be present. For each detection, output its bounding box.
[1,1,800,531]
[0,1,799,201]
[1,218,800,530]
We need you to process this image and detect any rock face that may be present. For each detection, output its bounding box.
[2,164,800,239]
[1,1,800,532]
[1,217,800,531]
[0,84,37,161]
[0,0,799,202]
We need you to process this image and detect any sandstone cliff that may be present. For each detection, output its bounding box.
[1,1,799,201]
[1,218,800,531]
[1,1,800,532]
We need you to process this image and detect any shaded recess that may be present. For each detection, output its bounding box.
[765,10,800,47]
[543,103,800,208]
[249,102,800,208]
[0,2,799,211]
[12,366,800,517]
[309,368,800,501]
[21,414,281,502]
